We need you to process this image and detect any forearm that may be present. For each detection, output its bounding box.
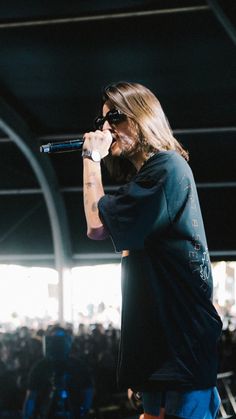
[83,158,108,240]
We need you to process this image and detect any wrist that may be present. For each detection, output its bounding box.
[82,149,101,162]
[83,157,102,180]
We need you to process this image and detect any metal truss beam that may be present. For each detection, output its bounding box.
[0,181,235,197]
[207,0,236,46]
[1,126,235,145]
[0,250,235,264]
[0,97,73,323]
[0,253,122,262]
[0,5,209,29]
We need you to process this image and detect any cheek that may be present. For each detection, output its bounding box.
[119,134,134,146]
[119,133,139,151]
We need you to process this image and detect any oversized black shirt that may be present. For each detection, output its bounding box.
[98,151,222,392]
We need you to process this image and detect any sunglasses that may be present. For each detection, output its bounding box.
[94,109,126,130]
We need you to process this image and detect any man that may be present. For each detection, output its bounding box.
[82,81,222,419]
[23,326,93,418]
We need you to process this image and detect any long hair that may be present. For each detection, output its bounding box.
[102,81,189,181]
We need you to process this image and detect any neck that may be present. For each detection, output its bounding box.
[130,150,156,171]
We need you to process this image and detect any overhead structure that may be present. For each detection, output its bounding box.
[0,0,235,268]
[0,97,72,322]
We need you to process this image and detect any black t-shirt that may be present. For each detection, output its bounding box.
[98,151,222,392]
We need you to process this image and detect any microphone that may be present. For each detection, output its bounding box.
[40,138,84,153]
[40,134,115,154]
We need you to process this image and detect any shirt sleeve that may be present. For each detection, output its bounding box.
[98,170,170,252]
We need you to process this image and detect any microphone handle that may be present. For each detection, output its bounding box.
[40,139,84,153]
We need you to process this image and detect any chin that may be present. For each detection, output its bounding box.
[111,144,122,157]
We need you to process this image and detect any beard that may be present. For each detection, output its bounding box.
[117,134,141,159]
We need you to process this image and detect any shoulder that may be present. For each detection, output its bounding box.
[150,151,189,170]
[137,151,191,183]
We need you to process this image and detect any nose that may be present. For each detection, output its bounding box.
[102,119,112,131]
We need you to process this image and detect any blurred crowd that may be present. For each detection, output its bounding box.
[0,320,235,418]
[0,323,122,417]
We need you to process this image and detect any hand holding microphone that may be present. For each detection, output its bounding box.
[40,130,114,158]
[82,130,113,160]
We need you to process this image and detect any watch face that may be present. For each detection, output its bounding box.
[91,150,101,162]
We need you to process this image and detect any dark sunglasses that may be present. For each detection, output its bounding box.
[94,109,126,130]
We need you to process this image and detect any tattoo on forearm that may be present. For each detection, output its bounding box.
[85,182,96,188]
[91,202,97,212]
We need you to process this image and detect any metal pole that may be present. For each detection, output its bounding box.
[207,0,236,46]
[0,98,73,324]
[0,5,210,29]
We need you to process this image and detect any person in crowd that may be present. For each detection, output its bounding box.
[23,326,94,419]
[82,81,223,419]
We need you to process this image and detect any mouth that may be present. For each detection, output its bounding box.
[111,139,117,147]
[109,131,123,156]
[111,133,118,148]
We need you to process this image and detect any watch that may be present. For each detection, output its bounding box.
[82,149,101,162]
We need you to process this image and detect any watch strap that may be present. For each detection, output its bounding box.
[82,149,101,162]
[82,150,92,159]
